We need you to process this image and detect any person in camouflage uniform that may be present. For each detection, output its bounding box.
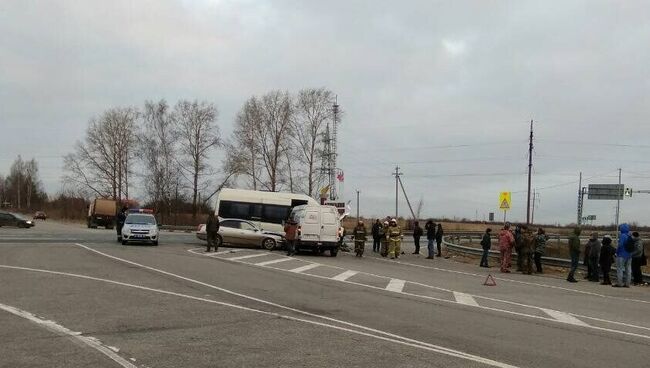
[520,225,535,275]
[387,219,402,259]
[353,220,367,257]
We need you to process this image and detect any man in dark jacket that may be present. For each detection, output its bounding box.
[587,233,601,282]
[371,219,382,253]
[425,220,436,259]
[206,213,220,252]
[480,228,492,268]
[116,206,128,242]
[412,221,423,254]
[630,232,646,285]
[599,235,615,285]
[353,220,367,257]
[567,227,581,283]
[513,225,524,272]
[435,223,444,257]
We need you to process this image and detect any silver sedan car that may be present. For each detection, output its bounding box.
[196,218,284,250]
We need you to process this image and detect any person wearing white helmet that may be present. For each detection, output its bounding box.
[387,218,402,259]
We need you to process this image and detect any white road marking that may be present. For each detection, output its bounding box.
[228,253,270,261]
[541,309,590,327]
[332,270,358,282]
[0,264,519,368]
[255,258,293,266]
[188,247,650,335]
[386,279,406,292]
[369,255,650,305]
[289,263,320,273]
[0,301,137,368]
[453,292,480,307]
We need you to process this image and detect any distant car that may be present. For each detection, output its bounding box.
[0,212,35,228]
[196,219,284,250]
[33,211,47,220]
[121,213,159,246]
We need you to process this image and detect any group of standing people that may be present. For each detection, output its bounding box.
[491,223,549,274]
[567,223,647,287]
[481,222,647,287]
[369,219,444,260]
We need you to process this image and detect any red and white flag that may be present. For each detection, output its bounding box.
[336,171,344,182]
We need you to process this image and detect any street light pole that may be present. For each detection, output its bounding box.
[356,190,360,220]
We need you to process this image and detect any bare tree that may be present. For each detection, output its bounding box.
[291,88,333,197]
[228,98,263,190]
[254,91,293,191]
[173,100,220,219]
[63,107,138,201]
[139,100,180,221]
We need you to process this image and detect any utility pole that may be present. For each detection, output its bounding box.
[531,189,537,225]
[393,166,402,219]
[356,190,360,220]
[615,168,622,237]
[526,119,534,225]
[577,172,583,225]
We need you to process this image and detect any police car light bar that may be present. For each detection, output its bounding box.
[128,208,154,214]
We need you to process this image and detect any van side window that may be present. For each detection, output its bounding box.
[263,205,290,224]
[219,201,251,220]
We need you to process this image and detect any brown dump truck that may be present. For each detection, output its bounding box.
[87,198,116,229]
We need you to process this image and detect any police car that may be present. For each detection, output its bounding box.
[121,209,159,246]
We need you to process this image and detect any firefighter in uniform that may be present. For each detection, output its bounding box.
[206,213,220,252]
[353,220,367,257]
[387,219,402,259]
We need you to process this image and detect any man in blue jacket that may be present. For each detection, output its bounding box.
[613,223,633,288]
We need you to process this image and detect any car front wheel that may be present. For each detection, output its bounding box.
[261,238,276,251]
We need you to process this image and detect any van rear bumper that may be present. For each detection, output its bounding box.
[296,240,338,250]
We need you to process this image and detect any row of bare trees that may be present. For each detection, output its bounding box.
[227,88,337,197]
[62,88,337,220]
[64,99,224,219]
[0,156,47,210]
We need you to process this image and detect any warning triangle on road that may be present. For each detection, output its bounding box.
[483,274,497,286]
[499,199,510,209]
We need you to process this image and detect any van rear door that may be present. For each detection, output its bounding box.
[300,209,321,242]
[320,208,339,244]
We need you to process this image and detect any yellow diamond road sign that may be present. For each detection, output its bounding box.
[499,192,511,210]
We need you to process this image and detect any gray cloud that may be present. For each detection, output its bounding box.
[1,0,649,225]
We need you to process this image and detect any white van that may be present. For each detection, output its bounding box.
[289,204,340,257]
[214,188,319,233]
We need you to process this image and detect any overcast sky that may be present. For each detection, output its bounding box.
[1,1,650,226]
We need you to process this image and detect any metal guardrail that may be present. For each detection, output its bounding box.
[159,225,196,232]
[443,236,650,283]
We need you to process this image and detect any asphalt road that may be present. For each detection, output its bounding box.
[1,221,648,368]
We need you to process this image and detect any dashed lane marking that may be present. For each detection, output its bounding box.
[386,279,406,293]
[255,258,293,266]
[453,292,480,307]
[5,262,520,368]
[183,247,650,340]
[227,253,271,261]
[541,308,590,327]
[332,270,359,282]
[289,263,321,273]
[0,301,137,368]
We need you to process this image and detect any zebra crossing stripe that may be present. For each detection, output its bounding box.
[332,270,358,281]
[453,292,480,307]
[256,258,293,266]
[386,279,406,292]
[289,263,320,273]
